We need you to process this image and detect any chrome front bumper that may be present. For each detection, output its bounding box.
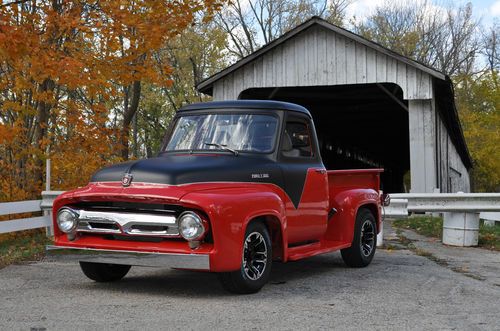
[46,245,210,270]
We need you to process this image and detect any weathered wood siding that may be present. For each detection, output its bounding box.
[436,112,471,193]
[213,25,433,101]
[408,100,437,193]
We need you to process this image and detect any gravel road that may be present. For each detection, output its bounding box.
[1,247,500,330]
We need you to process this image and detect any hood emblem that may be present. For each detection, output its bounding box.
[122,173,133,187]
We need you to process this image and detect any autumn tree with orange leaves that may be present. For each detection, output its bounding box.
[0,0,223,201]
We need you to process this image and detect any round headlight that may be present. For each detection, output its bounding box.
[57,208,78,233]
[178,212,205,241]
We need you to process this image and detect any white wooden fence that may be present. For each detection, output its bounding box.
[0,191,63,235]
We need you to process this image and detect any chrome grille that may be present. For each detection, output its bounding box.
[74,209,179,237]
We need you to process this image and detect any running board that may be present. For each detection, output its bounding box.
[287,240,351,261]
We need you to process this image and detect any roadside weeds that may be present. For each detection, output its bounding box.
[0,230,51,269]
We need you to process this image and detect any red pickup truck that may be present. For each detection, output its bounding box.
[48,100,386,294]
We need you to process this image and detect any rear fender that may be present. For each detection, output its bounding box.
[180,184,287,272]
[324,188,380,243]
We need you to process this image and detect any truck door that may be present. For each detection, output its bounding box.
[279,114,329,244]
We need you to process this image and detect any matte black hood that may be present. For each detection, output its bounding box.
[91,154,283,187]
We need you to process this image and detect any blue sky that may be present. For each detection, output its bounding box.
[347,0,499,27]
[470,0,499,25]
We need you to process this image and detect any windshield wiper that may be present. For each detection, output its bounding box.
[204,143,239,156]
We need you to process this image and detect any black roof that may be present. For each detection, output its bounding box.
[178,100,312,117]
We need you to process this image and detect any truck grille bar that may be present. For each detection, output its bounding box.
[74,209,179,237]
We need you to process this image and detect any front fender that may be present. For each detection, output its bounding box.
[180,184,286,272]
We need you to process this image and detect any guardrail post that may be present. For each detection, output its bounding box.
[442,212,479,246]
[41,191,64,237]
[376,220,383,247]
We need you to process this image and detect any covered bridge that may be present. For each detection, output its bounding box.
[196,17,472,194]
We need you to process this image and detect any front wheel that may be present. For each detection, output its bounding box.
[219,222,272,294]
[79,262,131,282]
[341,208,377,267]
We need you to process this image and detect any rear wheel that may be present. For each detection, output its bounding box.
[79,262,131,282]
[341,208,377,267]
[219,222,272,294]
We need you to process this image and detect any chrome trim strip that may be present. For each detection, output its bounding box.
[46,245,210,270]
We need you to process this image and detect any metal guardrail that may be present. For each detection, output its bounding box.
[389,193,500,213]
[385,193,500,217]
[383,192,500,247]
[0,191,64,235]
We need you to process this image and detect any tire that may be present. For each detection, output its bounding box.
[219,222,272,294]
[79,262,131,282]
[341,208,377,267]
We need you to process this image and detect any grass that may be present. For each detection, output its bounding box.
[393,216,500,251]
[393,216,443,238]
[479,222,500,251]
[0,229,52,269]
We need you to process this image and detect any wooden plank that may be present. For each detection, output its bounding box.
[288,40,294,87]
[355,42,367,84]
[345,39,356,84]
[292,37,298,86]
[318,28,328,85]
[284,43,289,86]
[312,27,319,85]
[423,99,437,190]
[213,81,224,100]
[396,62,407,98]
[376,53,387,82]
[253,56,263,88]
[406,66,417,99]
[306,29,315,85]
[0,216,51,234]
[243,62,254,92]
[273,46,280,86]
[0,200,41,216]
[224,73,234,100]
[417,72,433,99]
[409,100,425,192]
[335,34,346,84]
[264,52,273,87]
[326,30,336,85]
[366,47,377,83]
[386,57,397,82]
[277,45,284,86]
[296,32,307,86]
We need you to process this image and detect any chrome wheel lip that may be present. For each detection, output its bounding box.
[360,219,375,257]
[242,231,268,281]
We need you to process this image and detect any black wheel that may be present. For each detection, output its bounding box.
[341,208,377,267]
[79,262,131,282]
[219,222,272,294]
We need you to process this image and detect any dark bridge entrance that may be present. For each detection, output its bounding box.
[239,83,409,193]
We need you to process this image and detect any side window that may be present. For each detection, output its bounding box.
[282,120,313,157]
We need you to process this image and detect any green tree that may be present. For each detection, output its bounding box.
[456,71,500,192]
[131,19,228,157]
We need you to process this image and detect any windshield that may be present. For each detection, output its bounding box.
[165,113,278,153]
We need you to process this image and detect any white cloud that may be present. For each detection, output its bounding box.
[345,0,385,22]
[344,0,448,25]
[491,0,500,17]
